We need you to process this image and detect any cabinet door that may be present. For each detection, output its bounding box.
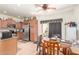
[16,22,23,29]
[1,20,8,28]
[0,20,2,28]
[30,19,38,42]
[17,32,24,40]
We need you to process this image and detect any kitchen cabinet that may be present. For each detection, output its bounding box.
[1,20,8,28]
[0,37,17,55]
[16,22,24,40]
[28,17,38,42]
[0,20,2,28]
[16,22,23,29]
[0,19,16,28]
[17,32,24,40]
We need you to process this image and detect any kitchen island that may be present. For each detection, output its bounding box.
[0,36,17,55]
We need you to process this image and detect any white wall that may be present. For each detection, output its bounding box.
[73,5,79,40]
[1,5,79,40]
[37,6,75,40]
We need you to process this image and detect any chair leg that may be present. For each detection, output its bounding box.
[53,49,55,55]
[50,49,53,55]
[38,47,42,55]
[63,48,67,55]
[47,47,50,55]
[57,50,59,55]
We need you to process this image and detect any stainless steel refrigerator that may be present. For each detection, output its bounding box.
[23,25,29,41]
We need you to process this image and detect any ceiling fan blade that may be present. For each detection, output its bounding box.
[36,9,42,12]
[47,7,56,9]
[35,4,42,7]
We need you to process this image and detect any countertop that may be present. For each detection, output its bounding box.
[0,36,17,41]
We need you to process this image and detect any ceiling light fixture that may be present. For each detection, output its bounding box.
[14,8,17,10]
[3,11,7,14]
[17,4,21,7]
[18,16,21,18]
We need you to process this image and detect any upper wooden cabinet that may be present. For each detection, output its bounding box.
[0,18,16,28]
[0,20,2,28]
[1,20,8,28]
[28,16,38,42]
[0,20,8,28]
[7,19,16,25]
[16,22,23,29]
[23,20,29,25]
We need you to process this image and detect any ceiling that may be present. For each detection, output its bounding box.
[0,4,75,18]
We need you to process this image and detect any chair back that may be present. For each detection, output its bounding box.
[50,41,60,55]
[42,40,49,55]
[40,40,62,55]
[63,47,72,55]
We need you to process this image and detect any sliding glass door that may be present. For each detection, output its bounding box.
[49,22,62,38]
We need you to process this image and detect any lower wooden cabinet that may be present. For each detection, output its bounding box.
[17,32,24,40]
[0,37,17,55]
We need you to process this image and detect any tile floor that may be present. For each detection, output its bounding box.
[17,41,37,55]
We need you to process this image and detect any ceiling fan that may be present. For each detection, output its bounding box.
[35,4,56,11]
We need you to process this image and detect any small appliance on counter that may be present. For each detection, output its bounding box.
[8,28,17,34]
[16,29,24,32]
[0,29,12,39]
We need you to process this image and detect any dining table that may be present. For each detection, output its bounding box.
[60,41,79,55]
[42,37,79,55]
[70,44,79,55]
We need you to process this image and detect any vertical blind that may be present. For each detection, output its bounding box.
[40,18,63,24]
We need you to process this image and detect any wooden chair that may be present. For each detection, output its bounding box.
[42,40,49,55]
[38,43,43,55]
[50,41,60,55]
[39,40,71,55]
[37,35,43,55]
[38,40,51,55]
[36,35,42,51]
[61,43,72,55]
[62,47,72,55]
[41,40,61,55]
